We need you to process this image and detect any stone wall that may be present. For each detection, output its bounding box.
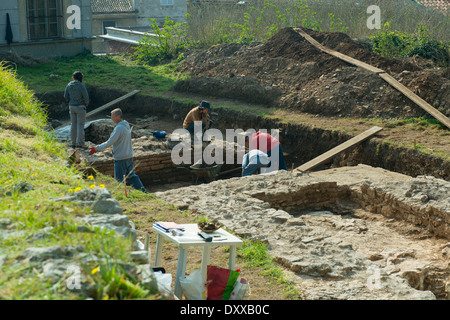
[350,177,450,239]
[251,181,350,214]
[90,150,189,185]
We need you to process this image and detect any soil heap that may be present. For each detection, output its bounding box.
[175,27,449,120]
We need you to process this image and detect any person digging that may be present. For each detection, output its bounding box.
[183,100,213,139]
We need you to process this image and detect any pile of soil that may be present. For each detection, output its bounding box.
[0,52,42,67]
[175,27,449,120]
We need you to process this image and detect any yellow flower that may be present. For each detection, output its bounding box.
[91,267,99,275]
[99,184,105,189]
[74,187,82,192]
[90,184,96,189]
[69,189,73,193]
[87,175,94,180]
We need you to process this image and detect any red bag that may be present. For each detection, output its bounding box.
[206,266,240,300]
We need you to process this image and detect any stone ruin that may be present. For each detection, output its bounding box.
[72,118,450,300]
[154,165,449,300]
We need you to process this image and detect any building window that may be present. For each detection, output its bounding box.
[103,21,116,35]
[27,0,63,40]
[160,0,174,6]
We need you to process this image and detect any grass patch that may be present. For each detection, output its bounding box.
[0,64,161,300]
[236,239,301,299]
[15,53,188,95]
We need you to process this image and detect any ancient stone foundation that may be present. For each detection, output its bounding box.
[154,165,450,299]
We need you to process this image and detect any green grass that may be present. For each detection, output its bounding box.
[15,53,188,95]
[236,239,302,299]
[0,64,161,299]
[188,0,449,46]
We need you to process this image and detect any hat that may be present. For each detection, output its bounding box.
[199,100,211,111]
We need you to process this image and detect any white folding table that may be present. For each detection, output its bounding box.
[152,223,243,299]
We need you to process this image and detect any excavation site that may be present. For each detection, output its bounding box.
[41,27,449,300]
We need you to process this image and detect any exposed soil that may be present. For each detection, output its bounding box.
[175,27,449,120]
[35,26,450,300]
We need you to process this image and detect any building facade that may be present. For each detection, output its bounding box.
[0,0,93,58]
[91,0,188,53]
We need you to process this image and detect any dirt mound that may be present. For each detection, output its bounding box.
[0,52,41,67]
[303,28,422,74]
[175,27,449,119]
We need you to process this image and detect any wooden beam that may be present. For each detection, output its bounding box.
[379,73,450,130]
[86,90,140,118]
[295,126,383,172]
[294,28,450,130]
[294,28,385,74]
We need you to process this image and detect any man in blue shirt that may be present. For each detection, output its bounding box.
[90,108,147,193]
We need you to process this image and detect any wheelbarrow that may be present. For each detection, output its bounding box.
[177,164,223,184]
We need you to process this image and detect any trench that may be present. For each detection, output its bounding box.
[41,87,450,185]
[41,89,450,299]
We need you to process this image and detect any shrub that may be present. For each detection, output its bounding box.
[370,23,450,66]
[133,16,190,65]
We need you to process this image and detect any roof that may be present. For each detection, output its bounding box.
[91,0,136,14]
[418,0,449,15]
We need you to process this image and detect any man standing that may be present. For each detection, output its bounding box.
[90,108,147,193]
[183,100,213,136]
[64,71,89,149]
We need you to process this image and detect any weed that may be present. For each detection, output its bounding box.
[237,239,302,299]
[370,23,449,66]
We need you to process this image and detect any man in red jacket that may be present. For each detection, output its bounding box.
[249,130,287,173]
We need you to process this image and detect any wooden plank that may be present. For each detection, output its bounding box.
[294,28,385,74]
[86,90,140,118]
[295,126,383,172]
[294,27,450,130]
[379,73,450,130]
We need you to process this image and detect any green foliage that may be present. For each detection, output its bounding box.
[86,259,158,300]
[370,23,450,66]
[0,63,47,126]
[0,65,160,299]
[328,13,348,33]
[237,239,302,299]
[133,16,190,65]
[201,0,326,46]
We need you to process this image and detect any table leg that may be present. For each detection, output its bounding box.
[154,234,163,267]
[229,246,237,271]
[201,245,212,284]
[174,247,188,299]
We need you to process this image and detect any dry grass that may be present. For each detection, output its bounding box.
[187,0,449,44]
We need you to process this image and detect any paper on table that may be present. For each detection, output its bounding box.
[174,232,204,242]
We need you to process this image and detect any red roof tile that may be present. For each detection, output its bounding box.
[419,0,449,15]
